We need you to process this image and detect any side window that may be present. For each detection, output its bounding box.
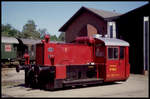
[114,48,118,59]
[95,46,105,57]
[120,47,124,59]
[108,47,118,60]
[108,48,113,59]
[13,44,17,51]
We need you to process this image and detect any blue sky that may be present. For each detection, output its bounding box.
[2,1,149,37]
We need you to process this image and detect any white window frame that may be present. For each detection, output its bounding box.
[107,47,119,60]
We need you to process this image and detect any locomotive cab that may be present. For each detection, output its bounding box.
[93,34,130,82]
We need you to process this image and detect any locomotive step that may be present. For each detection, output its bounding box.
[63,78,103,87]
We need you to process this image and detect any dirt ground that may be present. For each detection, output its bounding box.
[1,67,149,98]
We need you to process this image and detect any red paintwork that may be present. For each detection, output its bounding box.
[125,47,130,78]
[36,35,130,82]
[24,53,30,65]
[55,65,66,79]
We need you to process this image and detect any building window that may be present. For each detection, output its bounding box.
[110,25,113,38]
[108,47,118,60]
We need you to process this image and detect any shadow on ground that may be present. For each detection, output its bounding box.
[13,82,122,92]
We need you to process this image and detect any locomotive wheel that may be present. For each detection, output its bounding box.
[25,68,30,87]
[25,69,34,87]
[25,68,39,88]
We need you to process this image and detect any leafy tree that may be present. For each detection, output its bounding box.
[9,29,19,37]
[22,20,40,39]
[50,35,58,41]
[2,21,66,42]
[38,28,47,39]
[16,32,24,38]
[58,32,65,41]
[2,24,21,37]
[2,24,12,36]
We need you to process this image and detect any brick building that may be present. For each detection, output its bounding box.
[59,6,121,43]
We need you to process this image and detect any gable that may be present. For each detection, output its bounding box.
[59,6,121,32]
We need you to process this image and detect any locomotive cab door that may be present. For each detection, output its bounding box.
[106,46,121,81]
[106,46,126,81]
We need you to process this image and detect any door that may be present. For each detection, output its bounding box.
[106,47,120,80]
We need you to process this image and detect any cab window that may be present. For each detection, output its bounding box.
[108,47,118,60]
[95,47,105,57]
[120,46,124,59]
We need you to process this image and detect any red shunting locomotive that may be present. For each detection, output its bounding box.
[16,34,130,90]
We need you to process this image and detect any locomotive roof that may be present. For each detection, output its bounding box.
[1,36,19,44]
[93,35,129,46]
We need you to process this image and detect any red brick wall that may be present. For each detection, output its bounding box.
[65,11,107,42]
[78,25,87,36]
[87,24,98,37]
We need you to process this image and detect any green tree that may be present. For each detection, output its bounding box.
[22,20,40,39]
[58,32,65,41]
[2,24,21,37]
[2,24,10,36]
[50,35,58,41]
[38,28,47,39]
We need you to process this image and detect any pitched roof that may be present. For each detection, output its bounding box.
[2,36,19,44]
[19,38,41,45]
[59,6,121,32]
[86,7,121,19]
[118,3,149,18]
